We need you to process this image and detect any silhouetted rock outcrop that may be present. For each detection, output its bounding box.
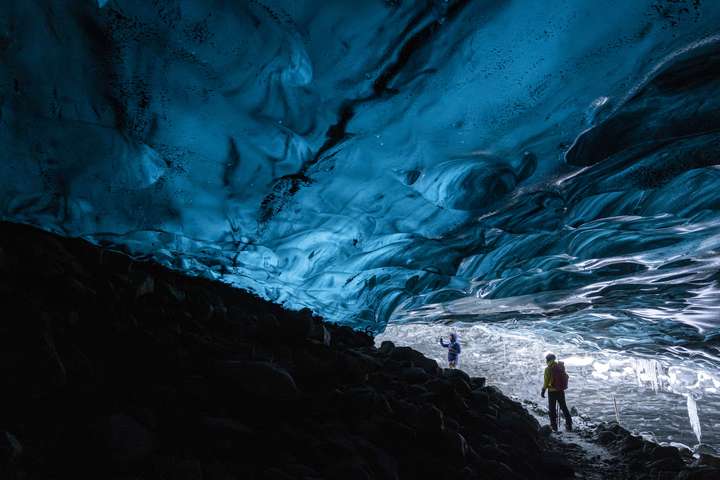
[0,221,717,480]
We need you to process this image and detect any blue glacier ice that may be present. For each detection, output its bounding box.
[1,0,720,448]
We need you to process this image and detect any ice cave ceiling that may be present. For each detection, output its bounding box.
[1,0,720,363]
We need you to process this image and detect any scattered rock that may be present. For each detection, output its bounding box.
[470,376,486,388]
[0,431,22,462]
[0,221,709,480]
[441,368,472,385]
[198,417,254,437]
[675,467,720,480]
[414,356,440,375]
[400,366,429,383]
[440,429,468,460]
[219,361,298,399]
[415,404,444,433]
[305,320,332,346]
[648,455,684,472]
[649,444,683,463]
[696,453,720,468]
[623,434,643,451]
[598,430,616,445]
[540,452,574,477]
[378,340,395,355]
[169,458,204,480]
[539,425,553,437]
[133,273,155,298]
[97,414,155,467]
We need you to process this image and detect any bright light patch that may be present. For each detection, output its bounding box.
[378,321,720,451]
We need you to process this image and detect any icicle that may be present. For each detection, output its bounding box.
[633,358,665,392]
[613,394,621,424]
[686,394,702,445]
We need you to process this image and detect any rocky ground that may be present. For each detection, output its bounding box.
[0,220,718,479]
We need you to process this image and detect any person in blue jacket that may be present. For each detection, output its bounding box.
[439,333,461,368]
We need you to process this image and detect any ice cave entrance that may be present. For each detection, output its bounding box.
[378,320,720,453]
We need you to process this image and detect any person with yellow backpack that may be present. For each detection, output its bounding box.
[541,353,573,432]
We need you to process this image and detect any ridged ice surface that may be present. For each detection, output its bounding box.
[1,0,720,440]
[378,323,720,451]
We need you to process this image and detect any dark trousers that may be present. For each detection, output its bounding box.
[548,390,572,430]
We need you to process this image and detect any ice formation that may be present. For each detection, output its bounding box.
[686,394,702,445]
[1,0,719,447]
[378,322,720,450]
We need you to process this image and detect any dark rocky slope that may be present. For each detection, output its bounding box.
[0,221,717,480]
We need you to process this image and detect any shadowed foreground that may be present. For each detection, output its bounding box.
[0,221,717,479]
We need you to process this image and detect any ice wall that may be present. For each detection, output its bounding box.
[378,323,720,450]
[1,0,719,361]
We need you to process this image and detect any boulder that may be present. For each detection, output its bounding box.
[198,417,254,438]
[339,352,375,382]
[696,453,720,468]
[540,452,574,478]
[623,434,644,451]
[169,458,204,480]
[442,369,472,396]
[218,361,298,399]
[374,418,416,446]
[538,425,553,437]
[285,463,322,479]
[278,311,313,340]
[255,314,281,339]
[470,377,486,388]
[426,378,455,397]
[441,368,471,384]
[99,249,133,273]
[406,383,428,397]
[324,460,374,480]
[597,430,616,445]
[678,468,720,480]
[648,445,682,463]
[133,273,155,298]
[391,399,419,425]
[329,324,373,348]
[470,389,490,410]
[341,385,392,417]
[316,324,332,346]
[440,429,469,461]
[389,346,425,363]
[187,286,224,324]
[415,356,440,375]
[648,456,684,472]
[415,404,444,433]
[156,280,186,304]
[400,367,429,384]
[497,412,539,441]
[0,431,22,463]
[98,414,155,467]
[480,460,524,480]
[378,341,395,355]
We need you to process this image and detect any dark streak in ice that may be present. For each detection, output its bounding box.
[257,0,473,229]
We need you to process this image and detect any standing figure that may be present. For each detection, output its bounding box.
[439,333,461,368]
[541,353,573,432]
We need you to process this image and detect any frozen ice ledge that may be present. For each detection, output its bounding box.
[1,0,719,364]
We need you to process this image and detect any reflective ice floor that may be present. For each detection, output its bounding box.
[377,322,720,452]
